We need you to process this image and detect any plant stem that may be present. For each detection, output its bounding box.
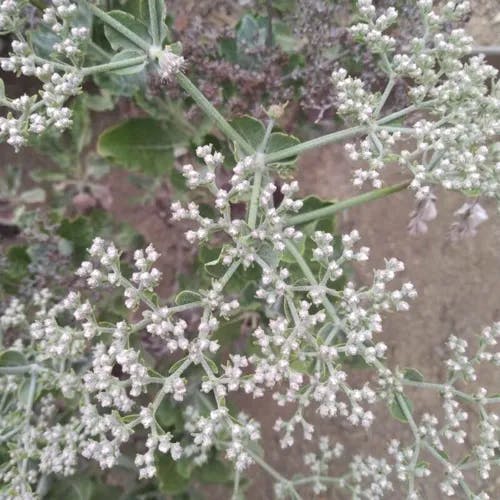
[403,379,500,404]
[148,0,160,46]
[232,469,240,500]
[246,447,301,498]
[284,240,339,323]
[265,100,438,163]
[218,259,241,288]
[0,365,40,375]
[176,72,254,156]
[377,99,436,125]
[374,76,395,117]
[84,1,150,52]
[287,179,411,226]
[32,55,73,72]
[248,154,265,229]
[81,55,147,76]
[265,125,368,163]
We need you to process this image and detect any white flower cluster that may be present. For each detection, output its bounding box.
[1,139,499,497]
[335,0,499,216]
[0,1,193,151]
[158,46,185,81]
[171,145,419,452]
[0,1,85,150]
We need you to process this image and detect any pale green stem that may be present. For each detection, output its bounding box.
[32,55,73,72]
[374,76,395,117]
[422,442,473,499]
[176,72,254,155]
[218,259,241,288]
[0,365,40,375]
[403,379,500,405]
[377,125,415,134]
[265,125,368,163]
[259,119,275,153]
[247,120,274,228]
[83,1,150,52]
[21,373,37,477]
[287,179,411,226]
[459,457,500,471]
[232,469,240,500]
[395,392,422,496]
[152,357,192,412]
[246,447,301,499]
[81,55,147,76]
[117,274,156,310]
[248,154,265,229]
[148,0,160,46]
[284,240,339,323]
[266,100,437,163]
[395,392,420,438]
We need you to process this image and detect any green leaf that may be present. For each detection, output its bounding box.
[156,453,190,495]
[168,356,188,375]
[390,393,413,423]
[18,376,37,407]
[71,96,92,153]
[0,246,31,293]
[236,15,266,68]
[108,49,146,75]
[29,24,60,58]
[213,319,243,346]
[266,132,301,176]
[175,290,202,305]
[93,69,147,97]
[403,368,424,383]
[290,357,315,376]
[229,116,265,151]
[0,350,27,367]
[203,356,219,375]
[47,477,95,500]
[103,10,152,51]
[0,78,5,100]
[147,0,169,44]
[19,188,46,204]
[156,399,183,430]
[113,0,148,20]
[57,217,95,263]
[85,93,115,112]
[176,457,195,479]
[195,456,233,484]
[293,195,337,234]
[273,20,301,53]
[98,118,176,175]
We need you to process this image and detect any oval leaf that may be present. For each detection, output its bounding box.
[109,49,146,75]
[175,290,201,306]
[98,118,175,175]
[403,368,424,383]
[0,350,27,367]
[103,10,152,51]
[390,393,413,423]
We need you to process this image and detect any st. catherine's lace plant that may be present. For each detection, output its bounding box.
[0,0,499,499]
